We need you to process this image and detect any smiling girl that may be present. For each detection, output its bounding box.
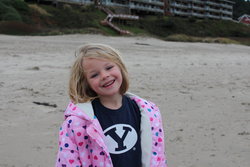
[55,44,167,167]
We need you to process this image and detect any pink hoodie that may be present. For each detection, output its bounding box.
[55,93,167,167]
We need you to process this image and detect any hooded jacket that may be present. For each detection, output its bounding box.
[55,93,167,167]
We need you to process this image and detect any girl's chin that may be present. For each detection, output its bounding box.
[98,91,121,98]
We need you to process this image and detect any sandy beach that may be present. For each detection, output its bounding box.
[0,34,250,167]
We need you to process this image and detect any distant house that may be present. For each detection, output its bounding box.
[36,0,166,15]
[36,0,235,20]
[238,14,250,25]
[167,0,235,20]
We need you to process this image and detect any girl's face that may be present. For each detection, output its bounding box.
[83,57,123,98]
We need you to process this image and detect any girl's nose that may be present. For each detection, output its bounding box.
[101,71,109,80]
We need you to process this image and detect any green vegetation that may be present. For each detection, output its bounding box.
[0,0,108,35]
[0,0,29,20]
[139,16,250,38]
[0,0,250,46]
[165,34,240,44]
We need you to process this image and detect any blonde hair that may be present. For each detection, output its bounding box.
[69,43,129,104]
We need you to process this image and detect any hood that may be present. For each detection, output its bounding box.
[64,101,95,121]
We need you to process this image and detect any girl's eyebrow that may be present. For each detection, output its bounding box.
[105,62,112,66]
[86,69,97,74]
[85,62,114,73]
[105,61,115,65]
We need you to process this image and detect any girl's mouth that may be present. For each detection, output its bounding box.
[102,80,115,88]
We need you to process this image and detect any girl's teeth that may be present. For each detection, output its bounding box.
[103,80,114,87]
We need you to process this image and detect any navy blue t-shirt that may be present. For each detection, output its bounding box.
[92,95,141,167]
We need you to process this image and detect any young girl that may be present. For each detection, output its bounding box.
[55,44,167,167]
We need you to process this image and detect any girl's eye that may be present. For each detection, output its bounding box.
[106,66,113,70]
[90,73,98,78]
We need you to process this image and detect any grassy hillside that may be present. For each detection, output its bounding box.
[0,0,250,45]
[0,0,110,35]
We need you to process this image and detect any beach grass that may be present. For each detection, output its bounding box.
[165,34,241,45]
